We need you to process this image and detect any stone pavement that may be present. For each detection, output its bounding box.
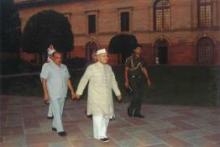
[0,95,220,147]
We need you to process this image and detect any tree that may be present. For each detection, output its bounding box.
[0,0,21,53]
[21,10,74,63]
[108,33,138,63]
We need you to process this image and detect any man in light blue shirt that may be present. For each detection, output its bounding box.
[40,51,75,137]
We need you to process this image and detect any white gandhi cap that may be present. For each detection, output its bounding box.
[96,48,107,55]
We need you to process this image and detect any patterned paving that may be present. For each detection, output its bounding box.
[0,95,220,147]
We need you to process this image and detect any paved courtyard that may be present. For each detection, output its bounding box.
[0,95,220,147]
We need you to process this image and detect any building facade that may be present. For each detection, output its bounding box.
[15,0,220,65]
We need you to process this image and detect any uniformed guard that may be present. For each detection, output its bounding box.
[125,45,151,118]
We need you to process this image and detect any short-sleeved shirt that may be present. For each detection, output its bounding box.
[40,61,70,100]
[125,55,146,77]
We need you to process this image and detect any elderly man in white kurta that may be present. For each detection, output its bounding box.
[40,52,75,137]
[76,48,122,142]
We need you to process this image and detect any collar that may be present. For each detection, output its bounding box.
[132,54,141,59]
[96,61,105,66]
[51,61,63,69]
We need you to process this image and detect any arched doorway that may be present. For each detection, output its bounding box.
[108,33,138,63]
[154,39,168,64]
[85,41,98,62]
[197,37,214,65]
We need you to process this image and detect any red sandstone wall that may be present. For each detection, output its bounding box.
[16,0,220,65]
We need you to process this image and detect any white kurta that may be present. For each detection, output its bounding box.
[76,62,121,118]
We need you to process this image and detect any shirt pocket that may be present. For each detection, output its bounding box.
[61,69,69,81]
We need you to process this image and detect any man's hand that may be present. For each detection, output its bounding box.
[147,79,152,87]
[44,93,49,104]
[117,95,122,102]
[125,81,130,89]
[42,79,49,104]
[75,94,81,100]
[70,91,76,100]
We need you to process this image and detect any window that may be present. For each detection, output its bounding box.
[154,0,171,31]
[197,37,214,64]
[88,15,96,34]
[198,0,213,28]
[120,12,130,32]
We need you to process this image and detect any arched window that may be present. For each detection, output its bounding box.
[197,37,214,64]
[154,0,171,31]
[198,0,213,28]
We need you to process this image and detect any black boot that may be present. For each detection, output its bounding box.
[134,111,144,118]
[58,131,67,137]
[127,107,132,117]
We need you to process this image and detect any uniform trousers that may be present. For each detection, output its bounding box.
[128,75,146,115]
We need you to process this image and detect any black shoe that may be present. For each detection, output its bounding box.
[47,116,53,119]
[134,114,144,118]
[110,117,115,121]
[58,131,67,137]
[100,138,109,142]
[127,107,132,117]
[87,115,92,119]
[52,127,57,132]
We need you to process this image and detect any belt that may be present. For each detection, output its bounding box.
[130,75,142,79]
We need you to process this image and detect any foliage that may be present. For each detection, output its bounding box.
[21,10,73,54]
[1,0,21,52]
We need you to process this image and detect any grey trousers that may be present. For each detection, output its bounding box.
[50,98,65,132]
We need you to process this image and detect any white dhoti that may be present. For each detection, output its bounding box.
[93,115,109,139]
